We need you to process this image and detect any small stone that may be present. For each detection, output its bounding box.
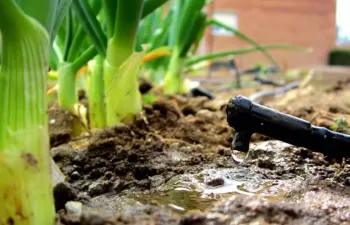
[65,201,83,216]
[71,171,80,180]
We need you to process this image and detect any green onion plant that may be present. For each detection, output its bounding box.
[0,0,70,224]
[70,0,168,127]
[54,1,101,110]
[138,0,312,94]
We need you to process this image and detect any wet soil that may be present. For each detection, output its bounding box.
[52,76,350,225]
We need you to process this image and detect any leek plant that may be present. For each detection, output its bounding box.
[103,0,145,125]
[54,1,101,110]
[137,5,172,84]
[163,0,207,94]
[0,0,70,224]
[138,0,311,94]
[71,0,168,127]
[87,55,106,128]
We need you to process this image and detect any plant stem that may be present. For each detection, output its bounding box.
[102,0,118,38]
[87,55,106,128]
[57,63,78,109]
[163,49,185,94]
[104,0,144,126]
[66,26,86,62]
[0,0,55,224]
[58,46,97,110]
[63,8,73,61]
[141,0,169,19]
[186,44,311,67]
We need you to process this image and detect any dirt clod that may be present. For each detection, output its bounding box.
[54,182,78,211]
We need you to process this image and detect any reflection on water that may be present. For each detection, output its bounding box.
[131,168,285,215]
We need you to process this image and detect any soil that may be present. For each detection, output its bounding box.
[51,73,350,225]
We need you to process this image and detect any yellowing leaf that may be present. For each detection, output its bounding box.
[106,51,146,124]
[142,46,171,64]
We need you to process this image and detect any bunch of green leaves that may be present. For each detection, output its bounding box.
[55,0,169,128]
[137,0,311,94]
[49,0,101,111]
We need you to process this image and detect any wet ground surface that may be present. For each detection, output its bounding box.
[52,73,350,225]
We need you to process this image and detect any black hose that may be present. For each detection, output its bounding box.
[249,81,300,103]
[226,95,350,160]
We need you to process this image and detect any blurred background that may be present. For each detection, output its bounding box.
[194,0,349,78]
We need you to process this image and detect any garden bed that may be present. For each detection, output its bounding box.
[53,74,350,225]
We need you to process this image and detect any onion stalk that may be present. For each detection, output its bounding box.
[87,55,106,128]
[73,0,167,126]
[55,0,101,110]
[0,0,69,224]
[103,0,145,125]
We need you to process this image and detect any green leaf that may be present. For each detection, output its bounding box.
[49,46,60,70]
[105,51,146,125]
[16,0,58,35]
[72,0,107,57]
[186,44,312,67]
[66,26,87,62]
[148,10,172,50]
[63,8,74,61]
[71,45,97,71]
[102,0,118,38]
[141,0,169,19]
[208,18,278,66]
[179,11,206,57]
[172,0,205,47]
[51,0,73,42]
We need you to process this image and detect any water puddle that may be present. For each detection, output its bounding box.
[131,168,287,214]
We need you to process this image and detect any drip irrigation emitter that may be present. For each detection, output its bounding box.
[226,95,350,160]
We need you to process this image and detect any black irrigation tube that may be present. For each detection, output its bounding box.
[190,87,215,99]
[249,80,300,103]
[254,76,284,87]
[226,95,350,159]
